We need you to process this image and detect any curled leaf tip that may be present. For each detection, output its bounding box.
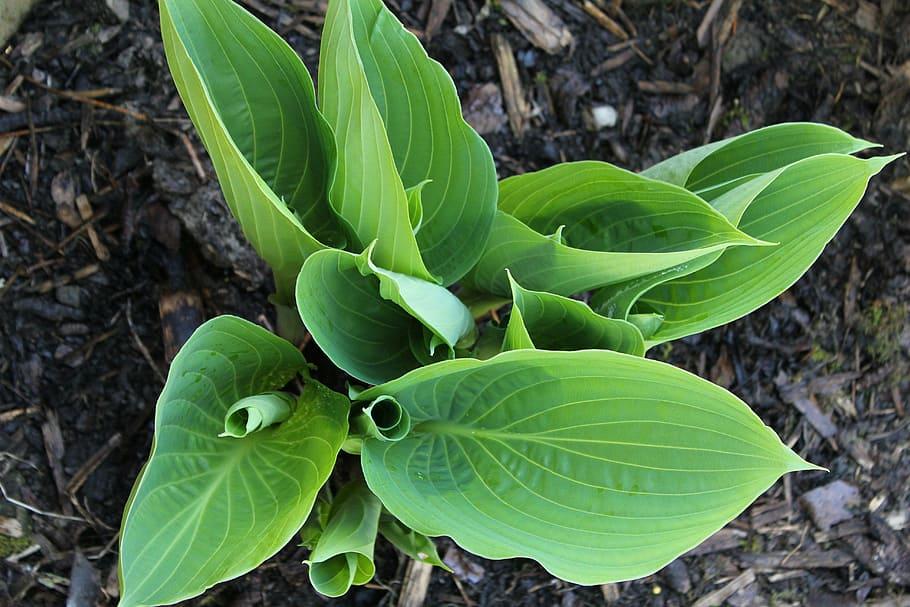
[354,395,411,442]
[220,391,296,438]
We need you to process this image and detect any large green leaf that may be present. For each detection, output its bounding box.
[296,247,473,384]
[642,122,875,199]
[638,153,898,344]
[318,0,434,282]
[358,350,813,585]
[503,272,644,355]
[347,0,497,285]
[119,316,349,607]
[466,162,765,296]
[306,481,382,597]
[159,0,338,302]
[465,209,763,297]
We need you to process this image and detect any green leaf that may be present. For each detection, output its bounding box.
[346,0,498,285]
[352,395,412,442]
[638,154,899,344]
[466,209,763,297]
[466,161,766,296]
[296,247,473,384]
[220,391,295,438]
[119,316,349,607]
[159,0,339,303]
[306,480,382,597]
[503,272,645,355]
[379,516,449,569]
[642,122,875,198]
[318,0,434,282]
[358,350,814,585]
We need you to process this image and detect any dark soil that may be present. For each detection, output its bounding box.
[1,0,909,606]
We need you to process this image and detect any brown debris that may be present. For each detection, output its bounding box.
[581,1,628,40]
[738,548,853,570]
[637,80,696,95]
[800,481,862,531]
[692,569,755,607]
[775,372,839,440]
[397,560,433,607]
[491,33,530,139]
[500,0,573,55]
[424,0,453,42]
[444,545,485,584]
[462,83,508,135]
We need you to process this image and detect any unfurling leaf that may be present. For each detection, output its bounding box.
[503,271,644,355]
[306,481,382,597]
[359,350,815,585]
[220,391,296,438]
[379,516,449,569]
[319,0,434,281]
[296,247,474,384]
[118,316,349,607]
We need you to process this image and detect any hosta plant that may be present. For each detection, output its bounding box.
[118,0,898,605]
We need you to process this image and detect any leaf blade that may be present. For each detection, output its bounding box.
[359,350,812,585]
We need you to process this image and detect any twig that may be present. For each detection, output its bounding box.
[0,479,85,523]
[127,300,166,384]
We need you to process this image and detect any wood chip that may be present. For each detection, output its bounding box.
[500,0,574,54]
[581,1,628,40]
[0,95,26,113]
[800,481,862,531]
[738,548,852,570]
[491,33,529,139]
[0,199,36,225]
[692,568,755,607]
[425,0,453,42]
[685,527,746,556]
[75,194,110,261]
[775,372,838,439]
[397,559,433,607]
[593,48,636,75]
[601,583,621,603]
[637,80,696,95]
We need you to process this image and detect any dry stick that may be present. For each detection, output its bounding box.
[692,569,755,607]
[491,34,528,140]
[697,0,726,47]
[0,479,85,523]
[581,0,628,40]
[397,560,433,607]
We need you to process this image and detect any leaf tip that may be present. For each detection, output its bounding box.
[866,153,904,174]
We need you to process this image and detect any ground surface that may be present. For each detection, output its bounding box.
[1,0,908,606]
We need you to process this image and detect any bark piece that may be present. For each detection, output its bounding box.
[500,0,573,54]
[692,569,755,607]
[491,33,529,139]
[800,481,862,531]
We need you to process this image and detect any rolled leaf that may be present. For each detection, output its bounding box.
[503,272,644,355]
[346,0,498,284]
[296,247,473,384]
[159,0,338,302]
[306,481,382,597]
[119,316,349,607]
[379,516,448,569]
[220,391,296,438]
[318,0,434,282]
[642,122,875,200]
[638,153,899,344]
[358,350,815,585]
[467,162,766,296]
[353,395,412,442]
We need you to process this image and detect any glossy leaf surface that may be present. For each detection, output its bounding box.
[307,481,382,597]
[359,350,813,584]
[348,0,497,284]
[296,247,472,384]
[318,0,434,281]
[159,0,337,302]
[503,272,644,355]
[639,154,897,344]
[119,316,349,607]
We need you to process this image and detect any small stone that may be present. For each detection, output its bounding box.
[662,558,692,594]
[800,481,862,531]
[588,104,618,129]
[55,285,84,308]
